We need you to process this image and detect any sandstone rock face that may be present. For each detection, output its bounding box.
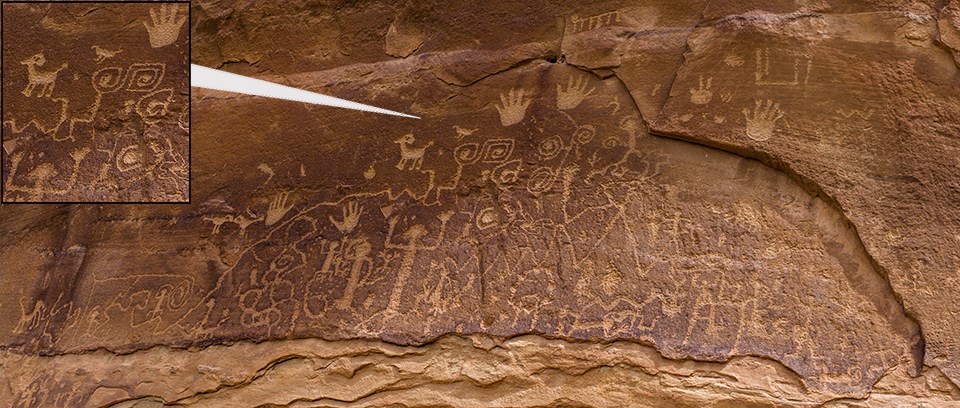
[2,2,189,202]
[1,0,959,406]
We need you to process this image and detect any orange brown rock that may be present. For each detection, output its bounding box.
[1,0,958,406]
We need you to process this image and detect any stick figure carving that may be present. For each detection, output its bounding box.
[20,53,67,98]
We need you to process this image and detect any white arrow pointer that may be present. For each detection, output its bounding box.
[191,64,420,119]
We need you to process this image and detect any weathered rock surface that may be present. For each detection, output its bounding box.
[2,2,189,202]
[1,0,958,406]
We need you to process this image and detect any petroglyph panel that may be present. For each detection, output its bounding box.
[2,1,959,405]
[2,2,189,202]
[0,58,923,397]
[652,18,960,387]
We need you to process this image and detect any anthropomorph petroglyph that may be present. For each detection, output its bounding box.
[143,4,187,48]
[394,133,433,170]
[743,99,785,141]
[496,88,532,126]
[689,76,713,105]
[557,74,595,110]
[20,53,67,98]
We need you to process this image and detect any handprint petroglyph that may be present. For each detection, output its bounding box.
[20,53,67,98]
[496,88,532,126]
[556,74,595,110]
[689,76,713,105]
[742,99,785,142]
[330,201,363,234]
[265,192,295,226]
[143,4,187,48]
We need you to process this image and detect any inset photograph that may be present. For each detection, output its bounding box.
[2,1,189,203]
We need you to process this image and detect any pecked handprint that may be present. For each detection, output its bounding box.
[742,99,785,141]
[330,201,363,234]
[264,191,295,226]
[495,88,532,126]
[689,76,713,105]
[143,4,187,48]
[556,74,595,110]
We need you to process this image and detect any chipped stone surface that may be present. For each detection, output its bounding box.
[2,2,189,202]
[1,0,959,405]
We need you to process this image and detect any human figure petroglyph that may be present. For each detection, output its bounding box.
[394,133,433,170]
[330,201,363,234]
[13,372,89,408]
[689,76,713,105]
[743,99,785,141]
[557,74,595,110]
[265,191,296,226]
[20,53,67,97]
[333,238,374,309]
[496,88,532,126]
[143,4,187,48]
[91,46,122,63]
[383,211,455,315]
